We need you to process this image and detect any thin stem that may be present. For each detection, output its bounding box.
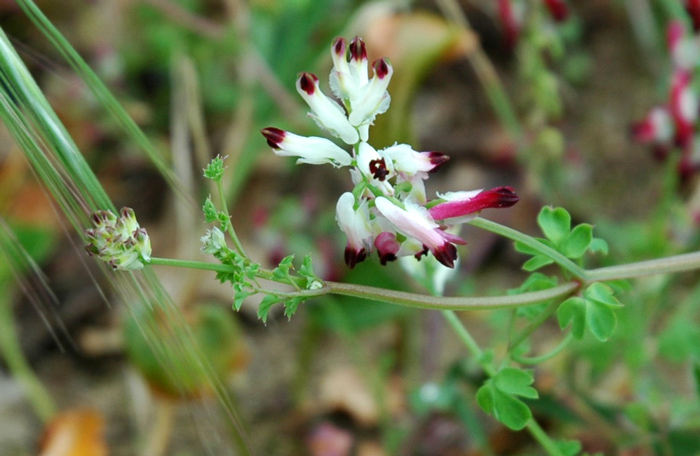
[511,332,573,365]
[441,310,495,376]
[526,418,565,456]
[147,257,581,311]
[469,217,588,280]
[216,179,249,259]
[586,251,700,282]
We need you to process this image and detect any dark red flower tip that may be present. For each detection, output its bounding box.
[344,246,367,269]
[333,37,347,57]
[630,120,655,143]
[431,243,458,268]
[372,59,390,79]
[374,232,400,265]
[497,0,521,51]
[349,36,367,62]
[261,127,285,149]
[484,186,520,208]
[427,152,450,173]
[542,0,568,22]
[298,72,318,95]
[414,246,429,261]
[687,0,700,32]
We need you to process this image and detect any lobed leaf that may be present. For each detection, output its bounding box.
[561,223,593,259]
[538,206,571,246]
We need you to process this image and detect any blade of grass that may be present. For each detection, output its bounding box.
[15,0,193,206]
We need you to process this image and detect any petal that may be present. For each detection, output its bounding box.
[347,59,393,127]
[261,127,351,167]
[375,198,463,268]
[374,232,400,265]
[429,187,519,222]
[382,143,450,175]
[296,73,359,145]
[336,192,373,267]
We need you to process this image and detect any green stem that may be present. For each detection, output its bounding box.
[149,255,580,311]
[469,217,587,280]
[441,309,495,376]
[510,333,573,365]
[527,418,565,456]
[216,180,248,259]
[586,251,700,282]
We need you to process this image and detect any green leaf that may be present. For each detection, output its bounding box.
[558,297,587,339]
[493,368,538,399]
[476,381,533,430]
[202,196,217,223]
[300,254,320,288]
[283,296,303,320]
[586,301,617,341]
[476,368,538,431]
[589,237,609,255]
[522,255,554,271]
[561,223,593,259]
[509,273,558,294]
[584,283,623,308]
[537,206,571,245]
[272,254,295,283]
[557,439,583,456]
[232,289,253,311]
[203,155,226,181]
[257,294,280,323]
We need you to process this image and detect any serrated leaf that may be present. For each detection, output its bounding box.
[272,254,295,283]
[494,368,539,399]
[299,254,319,287]
[284,297,302,319]
[585,282,623,308]
[522,255,555,271]
[586,301,617,341]
[561,223,593,259]
[257,294,280,323]
[538,206,571,245]
[558,297,587,339]
[233,290,253,311]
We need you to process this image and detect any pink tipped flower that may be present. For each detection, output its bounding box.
[382,144,449,176]
[687,0,700,32]
[428,187,520,224]
[631,107,673,144]
[668,21,698,70]
[330,37,368,104]
[670,71,699,147]
[261,127,351,167]
[296,72,359,145]
[374,197,466,268]
[374,231,401,265]
[542,0,568,22]
[336,192,373,268]
[497,0,522,50]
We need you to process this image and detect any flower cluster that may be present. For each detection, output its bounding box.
[262,37,519,269]
[632,20,700,177]
[85,207,152,270]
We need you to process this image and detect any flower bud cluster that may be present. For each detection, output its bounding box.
[632,20,700,177]
[85,207,152,270]
[262,37,518,269]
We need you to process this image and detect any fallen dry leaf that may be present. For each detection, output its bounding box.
[38,409,107,456]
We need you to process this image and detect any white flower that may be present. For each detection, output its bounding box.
[296,72,359,145]
[261,127,351,167]
[336,192,373,268]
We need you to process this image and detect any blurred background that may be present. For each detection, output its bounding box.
[1,0,700,455]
